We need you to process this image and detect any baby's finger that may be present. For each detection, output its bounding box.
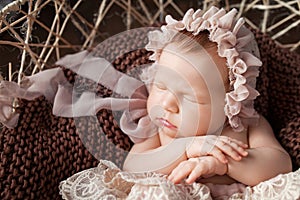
[221,138,248,157]
[227,141,248,157]
[168,162,192,184]
[218,137,248,157]
[216,142,242,161]
[228,138,248,148]
[185,166,204,184]
[213,139,243,160]
[219,136,248,148]
[208,148,228,163]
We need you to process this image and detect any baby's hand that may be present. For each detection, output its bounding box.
[168,156,226,184]
[185,135,248,163]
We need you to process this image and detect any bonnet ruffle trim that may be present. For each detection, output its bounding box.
[145,6,262,132]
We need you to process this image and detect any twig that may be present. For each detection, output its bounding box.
[267,13,297,32]
[138,0,152,22]
[272,19,300,39]
[236,0,246,19]
[244,17,259,30]
[273,0,300,15]
[159,0,164,22]
[0,40,82,48]
[20,9,74,47]
[82,0,111,49]
[0,0,51,33]
[32,0,64,73]
[115,0,149,25]
[19,0,34,84]
[39,0,82,71]
[151,0,173,23]
[261,0,270,33]
[250,0,298,10]
[9,62,12,82]
[127,0,131,30]
[274,40,300,53]
[290,40,300,51]
[0,0,28,16]
[170,1,184,16]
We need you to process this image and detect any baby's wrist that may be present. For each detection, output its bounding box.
[215,158,228,175]
[184,137,195,158]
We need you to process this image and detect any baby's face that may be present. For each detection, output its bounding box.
[147,46,227,138]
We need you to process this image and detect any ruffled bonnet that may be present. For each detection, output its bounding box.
[145,6,262,132]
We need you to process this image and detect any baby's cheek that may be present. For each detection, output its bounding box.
[146,97,155,121]
[178,103,203,137]
[188,105,213,136]
[146,90,156,112]
[147,94,164,121]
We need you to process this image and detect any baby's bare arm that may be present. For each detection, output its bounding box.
[226,115,292,186]
[123,134,189,174]
[123,132,248,176]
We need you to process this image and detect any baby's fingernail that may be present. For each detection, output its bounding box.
[243,151,248,156]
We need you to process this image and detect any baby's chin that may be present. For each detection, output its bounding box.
[158,126,179,138]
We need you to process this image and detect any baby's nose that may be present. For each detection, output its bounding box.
[161,91,179,113]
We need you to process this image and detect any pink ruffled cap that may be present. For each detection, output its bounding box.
[145,6,262,132]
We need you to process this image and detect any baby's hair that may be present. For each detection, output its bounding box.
[169,30,215,54]
[152,30,215,59]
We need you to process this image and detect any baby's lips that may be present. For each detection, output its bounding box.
[157,118,177,129]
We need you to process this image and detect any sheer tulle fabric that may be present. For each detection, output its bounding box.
[0,50,157,143]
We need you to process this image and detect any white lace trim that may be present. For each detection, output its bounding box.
[59,160,300,200]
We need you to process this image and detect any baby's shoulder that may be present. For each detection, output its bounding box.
[248,114,283,149]
[221,125,248,145]
[248,114,273,136]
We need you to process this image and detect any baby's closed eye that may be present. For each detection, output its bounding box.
[182,94,198,103]
[154,82,167,90]
[182,94,209,105]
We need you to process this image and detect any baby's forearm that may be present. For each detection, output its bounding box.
[227,147,292,186]
[123,137,191,174]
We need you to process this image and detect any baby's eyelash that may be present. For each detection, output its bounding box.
[154,83,167,90]
[183,95,198,103]
[183,95,208,105]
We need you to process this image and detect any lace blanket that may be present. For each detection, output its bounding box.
[59,160,300,200]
